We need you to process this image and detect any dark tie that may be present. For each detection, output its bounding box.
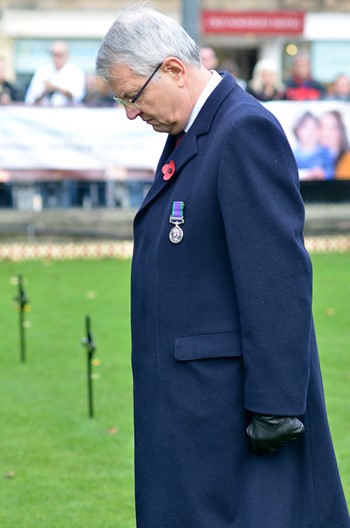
[175,130,186,148]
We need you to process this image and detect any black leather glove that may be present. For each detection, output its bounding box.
[246,414,305,455]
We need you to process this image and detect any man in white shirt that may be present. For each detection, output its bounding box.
[25,41,85,106]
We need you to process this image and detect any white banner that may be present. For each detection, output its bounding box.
[1,102,350,181]
[0,106,166,171]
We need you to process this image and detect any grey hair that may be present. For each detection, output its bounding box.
[96,6,201,83]
[249,58,284,93]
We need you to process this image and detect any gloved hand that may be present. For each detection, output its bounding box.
[246,414,305,455]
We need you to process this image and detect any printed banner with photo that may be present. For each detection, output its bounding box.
[265,100,350,181]
[1,102,350,182]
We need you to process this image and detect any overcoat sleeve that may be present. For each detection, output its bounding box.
[218,113,313,416]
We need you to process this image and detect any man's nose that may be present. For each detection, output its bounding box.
[125,106,142,120]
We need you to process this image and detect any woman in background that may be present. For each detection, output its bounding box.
[292,111,334,180]
[320,109,350,179]
[247,58,285,101]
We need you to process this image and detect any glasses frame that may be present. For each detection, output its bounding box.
[113,63,163,110]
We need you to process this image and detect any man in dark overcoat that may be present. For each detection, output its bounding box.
[96,7,350,528]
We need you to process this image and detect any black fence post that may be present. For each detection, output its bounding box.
[81,315,96,418]
[14,275,28,363]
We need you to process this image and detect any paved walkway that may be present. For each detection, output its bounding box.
[304,204,350,235]
[0,204,349,260]
[0,204,349,240]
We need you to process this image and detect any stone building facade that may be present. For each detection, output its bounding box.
[2,0,350,10]
[1,0,350,93]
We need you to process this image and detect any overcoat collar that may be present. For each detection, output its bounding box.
[135,72,236,217]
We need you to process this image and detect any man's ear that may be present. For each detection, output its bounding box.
[162,57,186,86]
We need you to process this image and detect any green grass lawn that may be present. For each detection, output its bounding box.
[0,252,349,527]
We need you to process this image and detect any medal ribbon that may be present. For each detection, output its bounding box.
[170,201,185,224]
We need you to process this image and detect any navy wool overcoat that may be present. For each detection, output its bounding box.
[131,72,349,528]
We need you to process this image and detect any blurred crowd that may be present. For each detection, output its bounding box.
[199,47,350,183]
[1,42,350,210]
[200,47,350,103]
[1,41,116,108]
[1,41,350,108]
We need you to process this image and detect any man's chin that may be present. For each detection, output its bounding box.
[151,124,170,133]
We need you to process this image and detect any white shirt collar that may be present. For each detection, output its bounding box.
[184,70,222,132]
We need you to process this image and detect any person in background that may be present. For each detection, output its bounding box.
[96,6,350,528]
[325,73,350,101]
[200,46,219,70]
[0,170,13,208]
[0,56,16,206]
[83,74,115,107]
[24,41,85,207]
[246,58,285,101]
[0,56,18,104]
[25,41,86,106]
[320,109,350,179]
[292,111,334,180]
[284,52,325,100]
[219,58,247,90]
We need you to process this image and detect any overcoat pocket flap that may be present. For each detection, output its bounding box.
[175,332,242,361]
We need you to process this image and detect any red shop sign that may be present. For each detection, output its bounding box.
[202,11,304,35]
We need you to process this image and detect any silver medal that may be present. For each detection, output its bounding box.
[169,224,184,244]
[169,201,185,244]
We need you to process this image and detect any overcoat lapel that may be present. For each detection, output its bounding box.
[135,131,198,216]
[135,72,236,219]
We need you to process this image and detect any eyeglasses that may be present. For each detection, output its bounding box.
[113,63,162,110]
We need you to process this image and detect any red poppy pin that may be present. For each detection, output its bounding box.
[162,159,175,181]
